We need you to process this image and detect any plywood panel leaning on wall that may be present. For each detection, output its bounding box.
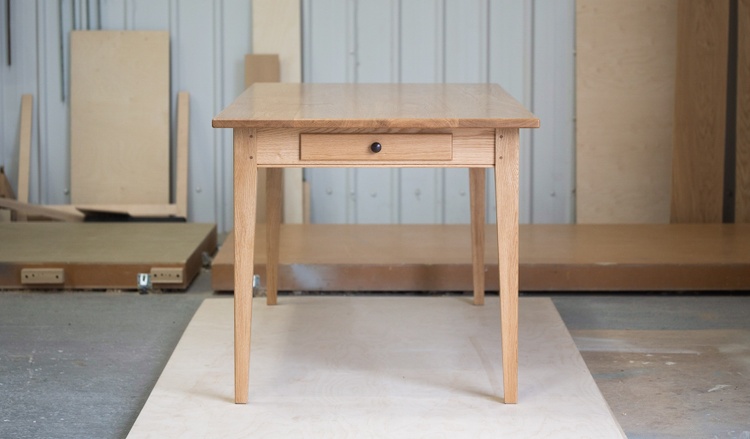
[576,0,677,223]
[736,0,750,222]
[70,31,170,205]
[671,1,730,223]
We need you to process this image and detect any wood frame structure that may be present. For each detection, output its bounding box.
[213,83,539,405]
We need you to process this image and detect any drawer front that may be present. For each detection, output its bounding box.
[300,133,453,162]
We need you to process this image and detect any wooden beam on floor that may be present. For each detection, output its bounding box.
[211,224,750,292]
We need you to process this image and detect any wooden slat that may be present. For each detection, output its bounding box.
[0,223,217,290]
[16,94,33,222]
[576,1,677,223]
[70,31,170,205]
[17,94,32,204]
[211,224,750,292]
[175,91,190,219]
[671,1,730,223]
[0,198,84,222]
[737,0,750,222]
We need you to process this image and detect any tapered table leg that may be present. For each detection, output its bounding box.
[266,168,283,305]
[469,168,486,306]
[234,128,258,404]
[494,128,519,404]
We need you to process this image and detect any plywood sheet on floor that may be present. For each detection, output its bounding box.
[127,297,624,438]
[212,224,750,292]
[0,223,216,290]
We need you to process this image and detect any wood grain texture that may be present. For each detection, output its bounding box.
[737,0,750,222]
[212,224,750,293]
[576,0,677,223]
[257,128,495,167]
[671,0,730,223]
[494,128,519,403]
[70,31,170,205]
[175,92,190,219]
[300,134,452,162]
[213,84,539,130]
[128,298,625,438]
[0,223,216,290]
[265,168,282,306]
[469,168,485,306]
[233,128,258,404]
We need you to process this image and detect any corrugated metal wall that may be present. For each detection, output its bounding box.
[302,0,575,225]
[1,0,574,232]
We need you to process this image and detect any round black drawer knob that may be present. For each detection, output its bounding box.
[370,142,382,153]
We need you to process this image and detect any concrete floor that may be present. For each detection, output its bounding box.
[1,275,748,439]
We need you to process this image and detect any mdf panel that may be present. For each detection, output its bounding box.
[671,0,729,223]
[737,0,750,223]
[576,0,677,224]
[70,31,170,205]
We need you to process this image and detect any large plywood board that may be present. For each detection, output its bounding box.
[211,224,750,292]
[576,0,677,223]
[737,0,750,222]
[70,31,170,205]
[0,223,216,290]
[127,297,625,438]
[671,1,730,223]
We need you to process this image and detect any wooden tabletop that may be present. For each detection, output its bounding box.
[212,83,539,129]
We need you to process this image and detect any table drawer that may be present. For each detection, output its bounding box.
[300,134,453,162]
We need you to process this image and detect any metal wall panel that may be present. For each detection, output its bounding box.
[302,0,575,225]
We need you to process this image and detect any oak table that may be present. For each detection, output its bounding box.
[213,83,539,404]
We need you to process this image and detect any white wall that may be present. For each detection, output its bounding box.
[0,0,250,232]
[1,0,574,231]
[302,0,575,224]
